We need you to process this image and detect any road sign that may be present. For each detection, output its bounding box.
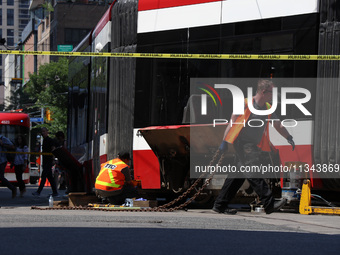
[30,117,44,122]
[57,45,73,52]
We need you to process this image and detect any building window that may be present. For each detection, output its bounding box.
[7,28,14,46]
[7,9,14,26]
[7,37,14,46]
[7,29,14,37]
[7,0,14,5]
[19,9,29,19]
[65,28,91,47]
[0,9,2,26]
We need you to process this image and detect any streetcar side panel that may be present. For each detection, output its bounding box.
[0,112,30,184]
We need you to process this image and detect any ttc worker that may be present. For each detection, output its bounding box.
[95,151,137,204]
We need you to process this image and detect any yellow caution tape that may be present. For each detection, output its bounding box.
[2,50,340,60]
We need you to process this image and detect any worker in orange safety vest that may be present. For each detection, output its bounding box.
[213,79,295,215]
[95,151,137,204]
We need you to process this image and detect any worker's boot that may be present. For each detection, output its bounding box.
[265,199,287,214]
[212,207,237,215]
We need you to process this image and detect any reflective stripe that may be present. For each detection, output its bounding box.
[108,169,120,188]
[96,179,120,188]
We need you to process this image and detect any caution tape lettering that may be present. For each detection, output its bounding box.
[2,50,340,61]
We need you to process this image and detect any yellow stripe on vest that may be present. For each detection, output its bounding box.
[96,179,120,188]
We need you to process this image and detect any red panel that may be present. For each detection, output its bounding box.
[92,1,116,38]
[0,112,30,127]
[133,150,160,189]
[3,163,29,183]
[276,144,323,189]
[99,154,108,165]
[139,124,189,130]
[276,144,313,167]
[138,0,222,11]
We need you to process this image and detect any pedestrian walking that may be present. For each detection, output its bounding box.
[0,135,17,198]
[32,127,59,197]
[55,131,69,192]
[13,135,29,197]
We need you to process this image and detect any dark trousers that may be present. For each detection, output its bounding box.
[96,185,138,205]
[37,162,58,194]
[0,162,15,191]
[214,139,274,211]
[14,164,26,192]
[214,177,273,211]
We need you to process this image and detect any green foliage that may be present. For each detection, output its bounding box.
[5,84,34,111]
[42,2,54,13]
[24,58,69,135]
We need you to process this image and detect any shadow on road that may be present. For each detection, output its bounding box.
[0,227,339,255]
[0,184,68,208]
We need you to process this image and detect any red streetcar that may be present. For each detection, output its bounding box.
[0,112,30,184]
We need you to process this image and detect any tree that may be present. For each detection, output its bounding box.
[5,82,34,111]
[24,58,69,135]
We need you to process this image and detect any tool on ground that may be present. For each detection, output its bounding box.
[299,179,340,215]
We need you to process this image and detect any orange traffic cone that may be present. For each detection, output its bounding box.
[38,178,51,187]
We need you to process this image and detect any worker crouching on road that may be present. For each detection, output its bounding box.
[95,151,138,205]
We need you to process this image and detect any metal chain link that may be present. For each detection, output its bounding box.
[152,149,222,211]
[162,152,226,212]
[32,150,226,212]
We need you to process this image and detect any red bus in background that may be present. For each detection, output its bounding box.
[0,112,30,184]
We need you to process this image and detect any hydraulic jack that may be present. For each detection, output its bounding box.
[299,179,340,215]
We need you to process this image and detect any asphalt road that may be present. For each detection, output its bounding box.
[1,184,340,255]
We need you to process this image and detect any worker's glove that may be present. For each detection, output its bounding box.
[287,135,295,151]
[219,141,228,152]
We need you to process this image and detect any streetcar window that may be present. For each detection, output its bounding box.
[68,52,90,148]
[0,125,29,143]
[90,44,109,138]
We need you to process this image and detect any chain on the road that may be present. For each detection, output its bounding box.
[32,150,226,212]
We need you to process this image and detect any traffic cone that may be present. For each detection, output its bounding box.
[36,157,41,166]
[38,178,51,187]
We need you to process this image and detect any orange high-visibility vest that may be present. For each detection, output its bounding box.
[224,99,274,152]
[95,158,128,191]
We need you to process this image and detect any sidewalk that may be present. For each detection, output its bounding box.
[0,183,68,208]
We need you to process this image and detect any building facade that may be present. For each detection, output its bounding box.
[2,0,108,109]
[0,0,30,108]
